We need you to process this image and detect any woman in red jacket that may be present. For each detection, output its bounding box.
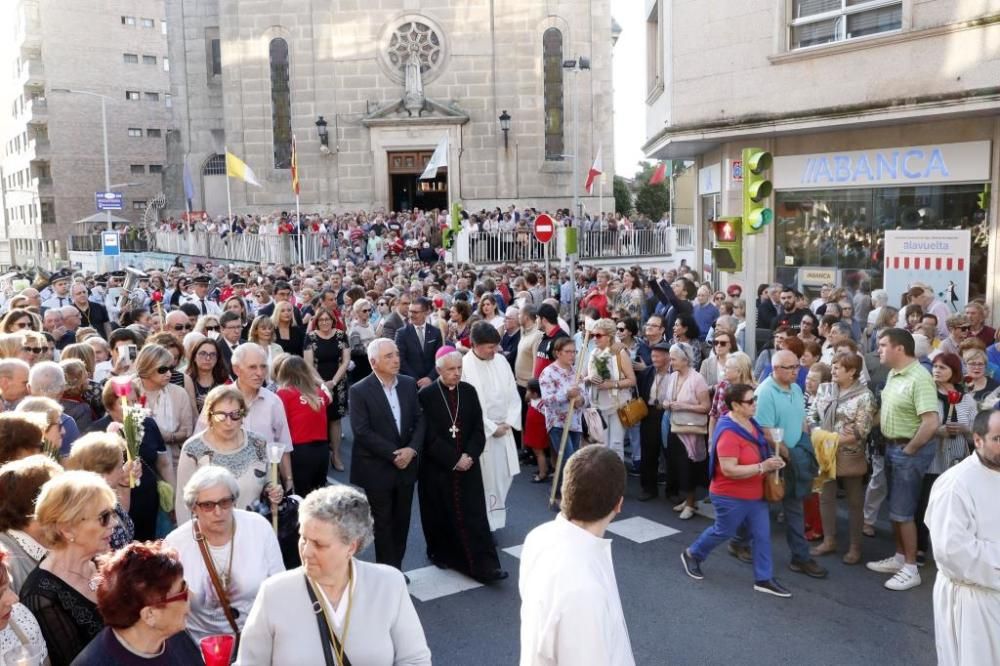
[276,355,330,496]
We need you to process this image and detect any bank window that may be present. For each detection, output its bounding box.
[789,0,902,50]
[542,28,564,161]
[773,183,989,301]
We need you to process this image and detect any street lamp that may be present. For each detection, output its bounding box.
[315,116,329,153]
[498,110,511,151]
[51,88,114,231]
[561,57,590,224]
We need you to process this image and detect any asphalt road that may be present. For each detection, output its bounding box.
[332,422,936,666]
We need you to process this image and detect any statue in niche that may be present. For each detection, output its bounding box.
[403,43,425,116]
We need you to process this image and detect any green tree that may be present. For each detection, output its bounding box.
[613,176,633,216]
[635,165,670,221]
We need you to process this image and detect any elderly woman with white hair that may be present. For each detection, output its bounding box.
[663,342,711,520]
[348,298,377,383]
[164,465,284,645]
[23,361,80,455]
[236,485,431,666]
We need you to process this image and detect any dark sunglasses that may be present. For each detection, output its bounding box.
[88,508,116,528]
[203,325,220,332]
[172,324,193,332]
[195,496,236,512]
[713,340,730,347]
[156,366,173,375]
[738,396,757,405]
[21,346,44,354]
[361,308,372,313]
[210,410,245,423]
[593,333,608,339]
[155,581,189,605]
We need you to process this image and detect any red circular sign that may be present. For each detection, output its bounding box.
[533,214,555,244]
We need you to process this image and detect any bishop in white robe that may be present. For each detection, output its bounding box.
[924,409,1000,666]
[462,322,522,531]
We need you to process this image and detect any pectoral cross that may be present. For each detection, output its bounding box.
[449,424,459,439]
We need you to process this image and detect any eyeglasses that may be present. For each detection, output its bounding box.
[210,409,245,423]
[21,346,44,354]
[966,361,986,368]
[172,324,193,332]
[361,308,372,313]
[156,366,172,375]
[559,348,577,354]
[224,324,242,331]
[593,333,607,339]
[616,327,626,332]
[194,496,236,512]
[196,351,218,360]
[155,581,189,606]
[958,326,971,332]
[85,508,116,528]
[775,364,799,370]
[737,396,757,405]
[204,325,220,332]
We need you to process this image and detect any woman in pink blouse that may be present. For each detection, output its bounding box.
[539,337,590,495]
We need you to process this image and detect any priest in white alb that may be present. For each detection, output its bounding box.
[924,409,1000,666]
[462,321,522,531]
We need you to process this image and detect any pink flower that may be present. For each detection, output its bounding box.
[112,378,132,398]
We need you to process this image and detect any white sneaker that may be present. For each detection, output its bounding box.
[866,556,904,574]
[679,505,696,520]
[673,501,687,512]
[885,568,921,591]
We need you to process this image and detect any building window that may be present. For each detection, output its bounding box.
[140,18,155,29]
[542,28,564,162]
[121,16,135,26]
[142,55,157,65]
[144,92,159,101]
[161,20,168,35]
[163,57,170,72]
[789,0,902,50]
[210,38,222,77]
[123,53,139,64]
[269,38,292,169]
[149,164,163,174]
[133,200,148,210]
[203,154,226,175]
[128,128,142,137]
[130,165,145,175]
[126,90,141,101]
[146,128,161,138]
[646,2,663,97]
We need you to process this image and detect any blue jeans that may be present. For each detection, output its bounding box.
[690,494,773,582]
[549,427,581,496]
[732,493,812,563]
[884,442,936,522]
[626,423,641,462]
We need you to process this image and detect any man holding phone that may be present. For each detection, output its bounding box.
[94,329,143,382]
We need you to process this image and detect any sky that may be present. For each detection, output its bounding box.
[612,0,649,178]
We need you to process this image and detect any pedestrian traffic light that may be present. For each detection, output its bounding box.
[711,217,742,272]
[742,147,773,234]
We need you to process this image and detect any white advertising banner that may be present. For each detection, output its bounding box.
[774,141,991,190]
[698,163,721,195]
[883,230,970,314]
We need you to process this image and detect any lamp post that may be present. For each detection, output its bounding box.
[498,110,511,152]
[315,115,329,153]
[51,88,113,231]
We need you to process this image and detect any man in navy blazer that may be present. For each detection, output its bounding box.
[395,296,442,388]
[349,338,426,570]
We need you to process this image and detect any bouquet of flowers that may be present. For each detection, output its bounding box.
[592,348,613,381]
[113,378,149,488]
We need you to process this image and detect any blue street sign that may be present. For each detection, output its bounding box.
[96,191,124,211]
[102,231,120,256]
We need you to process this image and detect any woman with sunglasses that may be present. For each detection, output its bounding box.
[73,535,200,664]
[135,345,193,469]
[0,309,39,334]
[699,331,736,394]
[19,470,118,665]
[173,386,284,524]
[64,433,144,551]
[185,338,229,416]
[347,298,377,384]
[19,331,48,366]
[680,383,790,598]
[164,465,284,645]
[193,315,222,341]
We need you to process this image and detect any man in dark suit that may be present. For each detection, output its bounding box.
[637,342,672,501]
[349,339,425,571]
[380,292,410,341]
[217,311,246,376]
[395,296,442,388]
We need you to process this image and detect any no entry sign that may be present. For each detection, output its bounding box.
[533,214,554,244]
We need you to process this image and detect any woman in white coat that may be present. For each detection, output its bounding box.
[237,485,431,666]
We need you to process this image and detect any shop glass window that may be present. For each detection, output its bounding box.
[773,184,989,301]
[790,0,902,50]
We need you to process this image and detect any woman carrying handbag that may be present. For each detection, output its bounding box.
[663,342,711,520]
[584,319,637,460]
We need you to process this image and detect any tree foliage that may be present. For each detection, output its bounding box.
[613,176,633,216]
[633,162,670,221]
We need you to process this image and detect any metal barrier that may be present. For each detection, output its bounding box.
[150,227,686,266]
[675,226,694,249]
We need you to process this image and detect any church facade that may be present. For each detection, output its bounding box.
[164,0,615,218]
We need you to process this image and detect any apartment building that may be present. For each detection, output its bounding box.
[0,0,171,269]
[644,0,1000,315]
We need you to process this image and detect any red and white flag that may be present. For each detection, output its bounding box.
[649,162,667,185]
[585,147,603,194]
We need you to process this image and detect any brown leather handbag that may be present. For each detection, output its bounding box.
[617,390,648,428]
[763,469,786,503]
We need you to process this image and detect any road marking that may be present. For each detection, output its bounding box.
[606,516,681,543]
[502,545,524,559]
[406,566,483,602]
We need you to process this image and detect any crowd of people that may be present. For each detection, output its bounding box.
[0,224,995,665]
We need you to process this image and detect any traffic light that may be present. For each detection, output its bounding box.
[711,217,742,272]
[742,147,773,234]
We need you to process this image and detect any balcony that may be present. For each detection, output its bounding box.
[32,175,52,194]
[18,58,45,87]
[14,0,41,50]
[24,97,47,123]
[25,136,49,160]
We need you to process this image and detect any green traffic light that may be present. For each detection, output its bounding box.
[748,180,772,202]
[746,151,772,173]
[749,207,773,230]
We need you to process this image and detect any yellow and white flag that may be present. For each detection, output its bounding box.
[226,151,262,187]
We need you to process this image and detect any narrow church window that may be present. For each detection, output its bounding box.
[543,28,564,161]
[269,38,292,169]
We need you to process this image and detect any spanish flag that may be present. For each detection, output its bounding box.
[225,150,262,188]
[290,135,300,196]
